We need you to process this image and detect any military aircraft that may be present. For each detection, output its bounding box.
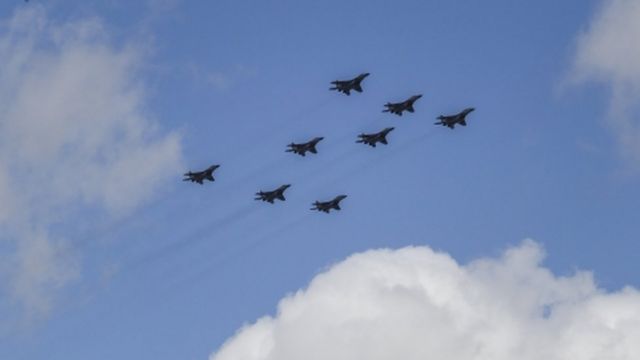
[435,107,475,129]
[330,73,370,95]
[183,165,220,184]
[286,137,324,156]
[311,195,347,213]
[383,95,423,116]
[255,184,291,204]
[356,127,395,147]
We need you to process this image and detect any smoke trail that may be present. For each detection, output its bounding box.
[328,130,440,184]
[127,203,260,271]
[81,96,337,261]
[167,213,312,290]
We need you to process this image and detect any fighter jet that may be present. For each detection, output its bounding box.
[435,107,475,129]
[255,184,291,204]
[356,127,395,147]
[383,95,423,116]
[311,195,347,213]
[183,165,220,184]
[286,137,324,157]
[330,73,370,95]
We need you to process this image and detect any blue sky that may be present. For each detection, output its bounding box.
[0,1,638,359]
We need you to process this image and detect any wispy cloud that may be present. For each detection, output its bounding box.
[0,6,183,323]
[571,0,640,172]
[188,62,256,92]
[210,240,640,360]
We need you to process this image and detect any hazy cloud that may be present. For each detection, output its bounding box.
[0,6,183,321]
[187,62,256,91]
[572,0,640,170]
[210,240,640,360]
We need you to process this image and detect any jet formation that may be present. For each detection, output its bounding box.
[286,137,324,157]
[357,127,395,147]
[311,195,348,213]
[183,73,476,214]
[183,165,220,184]
[383,95,422,116]
[255,184,291,204]
[330,73,370,95]
[435,107,475,129]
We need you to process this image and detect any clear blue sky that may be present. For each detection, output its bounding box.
[1,1,638,359]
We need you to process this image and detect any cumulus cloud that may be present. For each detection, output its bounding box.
[0,6,183,321]
[210,240,640,360]
[572,0,640,170]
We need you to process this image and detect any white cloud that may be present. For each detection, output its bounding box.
[8,230,80,319]
[210,240,640,360]
[572,0,640,170]
[0,6,183,321]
